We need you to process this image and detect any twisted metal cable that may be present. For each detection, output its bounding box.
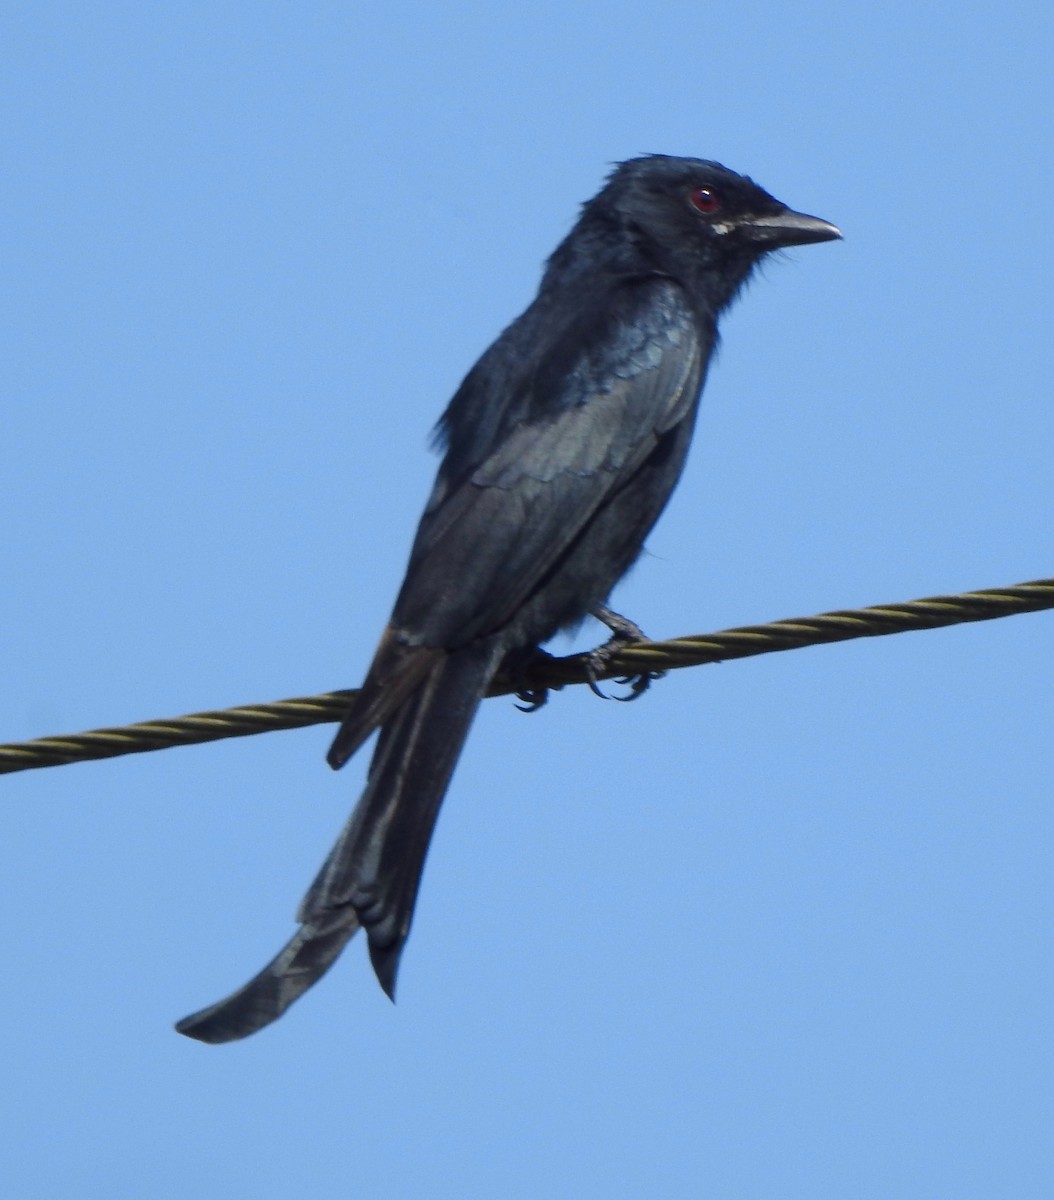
[2,576,1051,777]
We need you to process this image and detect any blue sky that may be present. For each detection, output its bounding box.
[3,3,1053,1196]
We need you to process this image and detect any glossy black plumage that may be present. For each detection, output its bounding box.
[176,155,839,1042]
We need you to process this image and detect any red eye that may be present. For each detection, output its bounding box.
[689,186,721,214]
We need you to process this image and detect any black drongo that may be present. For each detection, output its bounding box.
[176,155,840,1042]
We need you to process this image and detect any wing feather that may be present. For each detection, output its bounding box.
[394,278,704,645]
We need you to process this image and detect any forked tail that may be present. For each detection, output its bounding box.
[176,641,501,1043]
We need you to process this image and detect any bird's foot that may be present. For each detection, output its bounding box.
[585,606,665,701]
[510,647,556,713]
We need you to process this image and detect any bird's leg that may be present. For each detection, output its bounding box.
[585,605,665,701]
[506,646,557,713]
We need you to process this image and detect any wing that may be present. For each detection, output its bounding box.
[393,276,707,647]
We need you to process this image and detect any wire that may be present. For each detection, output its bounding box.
[2,576,1050,777]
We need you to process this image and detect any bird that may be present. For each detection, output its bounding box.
[176,154,840,1043]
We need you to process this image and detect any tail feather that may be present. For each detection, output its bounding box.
[326,629,441,770]
[174,911,360,1044]
[175,641,501,1043]
[303,641,502,995]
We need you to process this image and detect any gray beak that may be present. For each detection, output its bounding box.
[741,208,842,248]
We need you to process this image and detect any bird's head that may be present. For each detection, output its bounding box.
[594,155,841,302]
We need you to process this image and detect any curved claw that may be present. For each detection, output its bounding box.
[515,685,550,713]
[610,669,666,702]
[585,668,611,700]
